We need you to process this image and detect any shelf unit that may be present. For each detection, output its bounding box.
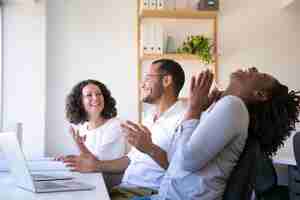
[136,2,219,120]
[142,53,200,60]
[140,9,218,19]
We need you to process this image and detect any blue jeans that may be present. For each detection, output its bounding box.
[131,197,151,200]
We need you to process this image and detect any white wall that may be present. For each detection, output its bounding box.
[46,0,138,156]
[2,1,46,158]
[218,0,300,89]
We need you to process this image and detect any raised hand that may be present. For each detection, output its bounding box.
[121,120,153,155]
[69,126,89,154]
[185,69,214,120]
[54,127,87,161]
[60,127,98,172]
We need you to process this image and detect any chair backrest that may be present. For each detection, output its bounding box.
[293,131,300,172]
[223,136,278,200]
[223,137,259,200]
[254,147,277,196]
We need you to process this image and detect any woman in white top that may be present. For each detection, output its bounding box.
[62,79,126,164]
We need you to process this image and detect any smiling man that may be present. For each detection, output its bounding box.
[63,59,187,200]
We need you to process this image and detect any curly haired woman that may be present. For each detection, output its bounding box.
[59,79,126,171]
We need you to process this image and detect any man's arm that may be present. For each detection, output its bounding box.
[147,143,169,169]
[97,156,130,173]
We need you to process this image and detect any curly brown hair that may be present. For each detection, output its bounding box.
[65,79,117,124]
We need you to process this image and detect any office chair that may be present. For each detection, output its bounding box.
[293,131,300,172]
[223,136,280,200]
[289,131,300,200]
[223,137,258,200]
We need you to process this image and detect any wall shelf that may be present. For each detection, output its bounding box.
[142,53,201,61]
[140,9,218,19]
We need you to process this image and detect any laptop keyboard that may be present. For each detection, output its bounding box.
[35,181,68,190]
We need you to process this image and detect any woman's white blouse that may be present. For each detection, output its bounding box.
[77,118,126,160]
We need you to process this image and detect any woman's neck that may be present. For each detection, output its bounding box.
[222,84,249,104]
[87,116,107,130]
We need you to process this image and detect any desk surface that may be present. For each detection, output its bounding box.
[0,172,110,200]
[273,155,297,166]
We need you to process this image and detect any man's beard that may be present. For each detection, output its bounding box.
[142,85,164,104]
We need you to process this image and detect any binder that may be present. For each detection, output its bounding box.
[141,0,150,10]
[157,0,164,9]
[149,0,157,9]
[149,23,156,54]
[142,23,154,54]
[153,23,164,54]
[141,23,149,55]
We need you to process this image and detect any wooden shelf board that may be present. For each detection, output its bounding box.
[142,53,201,61]
[141,9,218,19]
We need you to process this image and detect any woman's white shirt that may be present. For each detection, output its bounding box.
[77,118,126,160]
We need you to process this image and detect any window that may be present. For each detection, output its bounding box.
[0,6,3,131]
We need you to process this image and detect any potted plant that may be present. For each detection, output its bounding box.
[177,35,214,64]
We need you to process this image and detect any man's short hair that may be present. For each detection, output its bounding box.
[152,59,185,97]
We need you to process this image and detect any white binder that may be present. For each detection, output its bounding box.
[142,23,154,54]
[153,23,164,54]
[141,0,150,9]
[149,0,157,9]
[149,23,156,54]
[157,0,164,9]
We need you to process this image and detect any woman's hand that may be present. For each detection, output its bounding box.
[69,126,89,154]
[63,153,99,173]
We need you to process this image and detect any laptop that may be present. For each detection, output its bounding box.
[0,124,73,181]
[0,131,95,193]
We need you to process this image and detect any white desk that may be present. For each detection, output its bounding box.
[272,155,297,186]
[273,156,296,166]
[0,172,111,200]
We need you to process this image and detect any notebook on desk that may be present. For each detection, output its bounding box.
[0,131,95,193]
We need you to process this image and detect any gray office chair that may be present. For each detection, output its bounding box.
[289,131,300,199]
[223,137,259,200]
[223,136,280,200]
[293,132,300,171]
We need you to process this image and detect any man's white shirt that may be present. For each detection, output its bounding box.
[120,100,187,190]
